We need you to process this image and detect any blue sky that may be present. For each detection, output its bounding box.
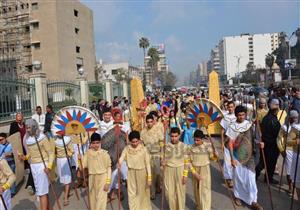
[81,0,299,83]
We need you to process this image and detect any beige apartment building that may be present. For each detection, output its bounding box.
[0,0,96,81]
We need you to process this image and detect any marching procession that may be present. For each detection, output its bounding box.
[1,79,300,210]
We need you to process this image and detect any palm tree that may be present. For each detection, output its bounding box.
[139,37,150,87]
[139,37,150,60]
[147,47,160,85]
[265,53,275,85]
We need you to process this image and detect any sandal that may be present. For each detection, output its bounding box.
[63,200,70,206]
[234,198,242,206]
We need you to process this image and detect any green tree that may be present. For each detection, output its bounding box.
[272,32,289,70]
[165,71,177,88]
[148,47,160,85]
[65,88,73,99]
[139,37,150,60]
[139,37,150,89]
[265,53,275,84]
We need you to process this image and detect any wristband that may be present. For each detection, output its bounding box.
[2,183,10,190]
[190,166,196,174]
[106,178,111,184]
[147,175,152,181]
[183,170,188,177]
[47,162,53,170]
[184,159,190,164]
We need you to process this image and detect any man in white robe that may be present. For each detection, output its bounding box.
[220,101,236,188]
[226,105,263,210]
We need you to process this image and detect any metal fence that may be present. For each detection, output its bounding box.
[112,82,123,97]
[88,82,106,103]
[47,80,80,111]
[0,79,36,121]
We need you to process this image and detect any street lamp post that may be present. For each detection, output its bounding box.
[287,30,297,81]
[234,55,242,85]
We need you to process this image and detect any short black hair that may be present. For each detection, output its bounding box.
[170,127,180,135]
[235,105,247,116]
[129,131,140,141]
[149,111,158,118]
[103,106,111,113]
[46,104,53,110]
[146,114,154,121]
[194,129,205,139]
[0,133,7,138]
[36,106,42,110]
[227,101,235,106]
[91,132,101,142]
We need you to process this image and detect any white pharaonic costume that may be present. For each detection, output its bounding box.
[55,136,73,185]
[287,124,300,188]
[226,120,258,205]
[25,133,55,196]
[220,112,236,180]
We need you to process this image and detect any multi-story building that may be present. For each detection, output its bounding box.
[217,33,279,81]
[208,46,220,73]
[144,44,169,86]
[0,0,96,81]
[102,62,141,81]
[196,61,208,85]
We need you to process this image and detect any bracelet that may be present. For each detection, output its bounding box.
[106,178,111,184]
[2,183,10,190]
[183,170,188,177]
[190,167,196,174]
[184,159,190,164]
[159,142,164,147]
[47,162,53,170]
[147,175,152,181]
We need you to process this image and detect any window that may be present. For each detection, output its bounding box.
[32,22,39,29]
[76,46,80,53]
[75,27,79,34]
[32,3,38,10]
[112,69,119,75]
[32,42,40,50]
[74,9,78,17]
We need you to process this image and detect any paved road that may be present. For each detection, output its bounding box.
[12,137,300,210]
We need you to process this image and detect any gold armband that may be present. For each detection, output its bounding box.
[147,175,152,181]
[183,170,188,177]
[190,166,196,174]
[184,159,190,164]
[47,162,53,170]
[106,178,111,184]
[2,183,10,190]
[25,154,30,161]
[159,142,164,147]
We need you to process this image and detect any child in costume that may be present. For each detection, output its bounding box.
[81,133,111,210]
[189,129,217,210]
[0,157,16,210]
[55,135,74,206]
[118,131,152,210]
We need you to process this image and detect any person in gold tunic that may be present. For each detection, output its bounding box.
[189,130,217,210]
[146,97,158,115]
[256,98,268,126]
[161,127,189,210]
[55,135,74,206]
[81,133,111,210]
[141,114,164,200]
[285,114,300,204]
[19,119,55,210]
[0,158,16,210]
[118,131,152,210]
[70,123,89,187]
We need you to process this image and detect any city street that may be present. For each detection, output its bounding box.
[11,137,300,210]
